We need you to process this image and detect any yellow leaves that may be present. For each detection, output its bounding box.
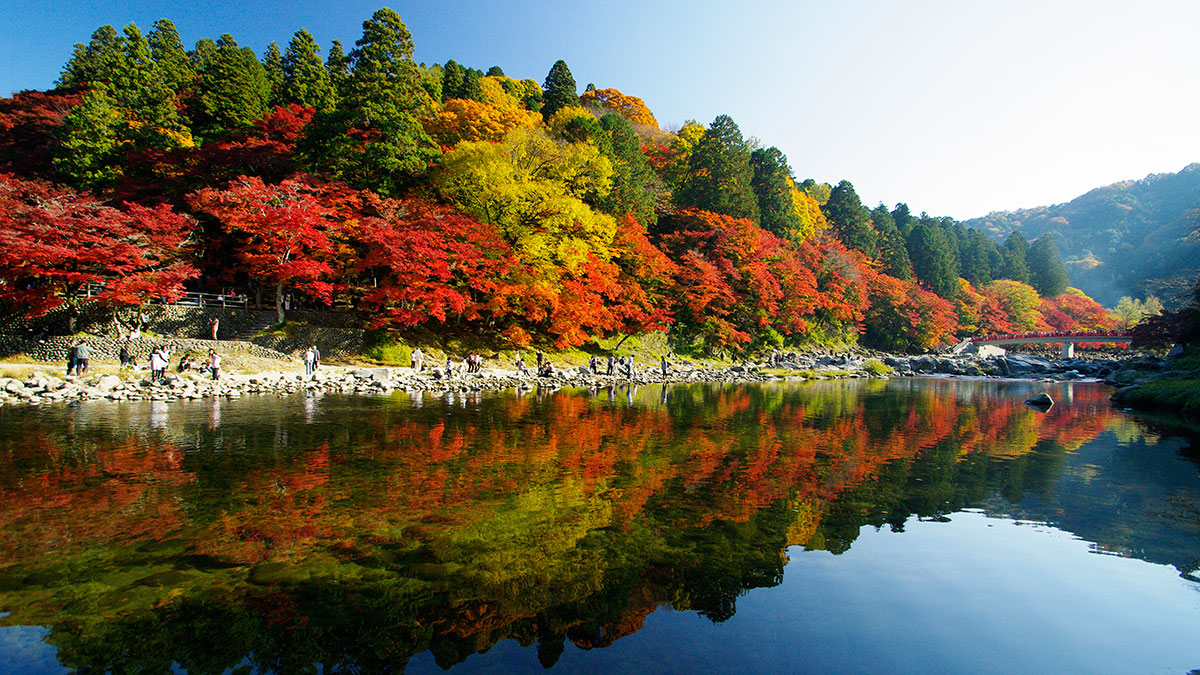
[434,128,618,277]
[546,106,595,138]
[579,87,658,127]
[784,180,827,242]
[423,98,540,147]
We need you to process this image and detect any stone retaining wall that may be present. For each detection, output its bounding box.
[0,334,291,363]
[1,303,368,338]
[249,325,368,359]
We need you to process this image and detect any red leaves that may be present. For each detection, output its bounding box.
[190,175,336,302]
[357,198,511,328]
[0,173,197,315]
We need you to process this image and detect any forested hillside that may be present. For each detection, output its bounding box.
[0,8,1136,355]
[965,164,1200,307]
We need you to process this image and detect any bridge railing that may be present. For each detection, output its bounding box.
[973,330,1132,342]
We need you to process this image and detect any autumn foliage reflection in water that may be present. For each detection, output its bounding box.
[0,380,1134,671]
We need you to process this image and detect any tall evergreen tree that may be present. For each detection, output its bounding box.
[441,59,465,101]
[907,220,958,298]
[823,180,877,258]
[325,40,350,96]
[283,29,335,110]
[191,38,218,70]
[462,68,485,102]
[872,204,913,280]
[486,65,505,77]
[541,59,578,120]
[1002,231,1031,283]
[1028,234,1069,296]
[891,202,916,238]
[116,24,186,147]
[192,34,270,140]
[749,147,801,236]
[262,41,285,106]
[674,114,758,221]
[147,19,194,93]
[960,229,1000,286]
[58,25,125,87]
[597,113,656,224]
[303,8,438,195]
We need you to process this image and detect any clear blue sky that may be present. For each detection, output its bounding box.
[3,0,1198,219]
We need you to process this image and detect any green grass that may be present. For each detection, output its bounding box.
[863,359,893,375]
[1120,378,1200,414]
[363,339,411,366]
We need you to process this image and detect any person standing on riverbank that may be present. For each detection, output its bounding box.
[208,349,221,380]
[75,341,92,375]
[607,355,615,376]
[304,346,316,375]
[411,347,423,372]
[661,356,669,376]
[65,340,78,376]
[209,317,219,340]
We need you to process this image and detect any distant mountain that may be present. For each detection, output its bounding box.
[964,164,1200,307]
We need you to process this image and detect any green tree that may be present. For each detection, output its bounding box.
[262,41,286,106]
[1002,232,1031,283]
[597,113,656,225]
[147,19,194,93]
[907,220,958,298]
[303,8,439,195]
[53,88,125,191]
[1028,234,1069,297]
[750,147,802,236]
[441,59,465,101]
[541,60,578,120]
[283,29,336,110]
[192,34,270,140]
[486,65,505,77]
[674,114,758,221]
[823,180,877,258]
[872,204,913,280]
[119,24,188,148]
[326,40,350,95]
[58,25,125,87]
[891,202,916,238]
[960,228,1001,286]
[190,38,218,69]
[461,68,485,102]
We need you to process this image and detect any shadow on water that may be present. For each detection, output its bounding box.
[0,378,1196,672]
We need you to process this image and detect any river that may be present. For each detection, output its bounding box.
[0,378,1197,673]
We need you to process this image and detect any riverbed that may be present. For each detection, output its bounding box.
[0,379,1196,673]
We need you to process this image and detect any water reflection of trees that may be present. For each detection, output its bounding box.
[0,380,1190,672]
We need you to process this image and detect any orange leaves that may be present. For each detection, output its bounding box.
[579,87,658,127]
[423,98,540,147]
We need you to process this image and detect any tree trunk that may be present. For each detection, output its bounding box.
[275,283,285,323]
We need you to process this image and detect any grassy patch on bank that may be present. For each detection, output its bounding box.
[1121,378,1200,414]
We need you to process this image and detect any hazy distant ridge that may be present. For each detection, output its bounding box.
[963,163,1200,306]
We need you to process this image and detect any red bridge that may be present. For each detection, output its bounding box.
[957,330,1133,358]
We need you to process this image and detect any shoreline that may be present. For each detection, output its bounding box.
[0,350,1158,407]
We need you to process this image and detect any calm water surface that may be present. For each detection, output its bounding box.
[0,379,1197,674]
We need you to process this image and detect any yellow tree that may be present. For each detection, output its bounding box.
[434,127,616,273]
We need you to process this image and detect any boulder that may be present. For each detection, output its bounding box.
[95,375,122,392]
[1024,392,1054,411]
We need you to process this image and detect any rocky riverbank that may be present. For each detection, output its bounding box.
[0,349,1170,407]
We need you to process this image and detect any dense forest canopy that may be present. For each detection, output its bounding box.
[0,7,1165,354]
